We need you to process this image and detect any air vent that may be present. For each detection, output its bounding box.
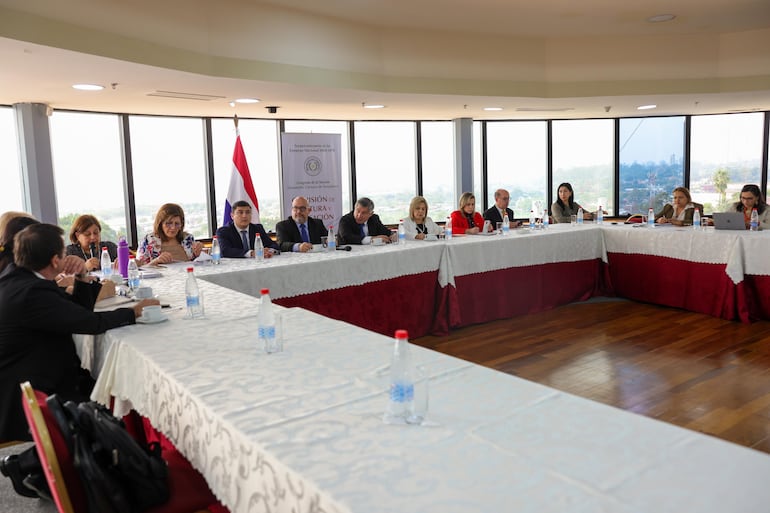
[147,90,226,101]
[516,107,575,112]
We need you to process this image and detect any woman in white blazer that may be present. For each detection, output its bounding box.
[403,196,442,240]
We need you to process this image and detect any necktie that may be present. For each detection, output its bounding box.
[240,230,249,250]
[359,224,365,237]
[299,223,310,243]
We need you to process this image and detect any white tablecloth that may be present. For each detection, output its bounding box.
[83,302,770,513]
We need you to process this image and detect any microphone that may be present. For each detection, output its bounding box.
[336,245,352,251]
[89,242,98,259]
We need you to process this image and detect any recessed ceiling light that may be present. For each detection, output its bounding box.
[637,104,657,110]
[647,14,676,23]
[234,98,260,104]
[483,107,503,111]
[72,84,104,91]
[363,103,385,109]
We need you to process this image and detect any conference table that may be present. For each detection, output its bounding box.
[80,265,770,513]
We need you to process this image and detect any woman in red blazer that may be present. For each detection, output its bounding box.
[450,192,487,235]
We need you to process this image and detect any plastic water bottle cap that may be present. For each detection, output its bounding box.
[186,267,193,272]
[395,329,409,339]
[261,288,270,295]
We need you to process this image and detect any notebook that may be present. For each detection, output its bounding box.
[712,212,745,230]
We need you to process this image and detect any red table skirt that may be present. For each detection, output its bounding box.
[433,259,606,334]
[274,270,439,338]
[740,275,770,322]
[606,252,740,320]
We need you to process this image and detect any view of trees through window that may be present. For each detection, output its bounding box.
[9,108,770,241]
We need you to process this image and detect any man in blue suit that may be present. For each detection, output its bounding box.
[215,200,279,258]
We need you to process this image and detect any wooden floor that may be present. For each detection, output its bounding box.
[414,299,770,454]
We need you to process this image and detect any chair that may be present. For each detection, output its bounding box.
[19,382,228,513]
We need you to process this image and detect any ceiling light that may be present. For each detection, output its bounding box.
[229,101,236,108]
[72,84,104,91]
[363,103,385,109]
[647,14,676,23]
[637,104,657,110]
[234,98,260,104]
[483,107,503,111]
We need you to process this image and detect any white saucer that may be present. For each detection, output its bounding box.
[136,315,168,324]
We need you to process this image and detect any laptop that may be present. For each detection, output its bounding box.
[712,212,746,230]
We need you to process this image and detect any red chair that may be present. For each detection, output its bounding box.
[19,382,228,513]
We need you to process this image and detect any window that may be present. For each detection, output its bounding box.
[552,119,614,215]
[129,116,210,238]
[353,121,417,224]
[420,122,454,221]
[473,121,483,214]
[50,111,127,242]
[486,121,547,219]
[618,117,685,215]
[690,113,764,213]
[0,107,24,212]
[284,120,351,214]
[211,118,280,231]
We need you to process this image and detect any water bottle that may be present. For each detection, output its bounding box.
[542,208,549,229]
[648,208,655,227]
[398,219,406,245]
[444,217,452,240]
[502,213,510,234]
[577,207,584,225]
[384,329,414,423]
[100,247,113,279]
[117,237,129,278]
[750,208,759,231]
[692,208,701,229]
[254,234,264,261]
[596,206,603,224]
[258,288,279,353]
[127,256,140,291]
[185,267,204,319]
[210,236,221,264]
[327,225,336,250]
[529,210,535,230]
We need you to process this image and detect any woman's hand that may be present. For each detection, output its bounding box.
[84,257,100,272]
[466,227,480,235]
[150,251,173,265]
[415,233,426,240]
[191,241,203,257]
[656,216,668,224]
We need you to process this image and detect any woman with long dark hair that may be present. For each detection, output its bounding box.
[551,183,593,223]
[727,184,769,230]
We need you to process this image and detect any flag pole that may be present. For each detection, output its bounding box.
[233,114,239,134]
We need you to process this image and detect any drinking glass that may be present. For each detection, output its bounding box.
[321,236,328,248]
[570,214,577,225]
[496,222,503,235]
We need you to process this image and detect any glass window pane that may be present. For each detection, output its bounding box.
[211,118,280,231]
[420,121,454,222]
[552,119,614,215]
[618,116,685,215]
[690,113,764,214]
[0,107,24,212]
[487,121,547,219]
[354,121,416,224]
[50,111,127,242]
[129,116,210,238]
[473,121,483,214]
[284,120,351,215]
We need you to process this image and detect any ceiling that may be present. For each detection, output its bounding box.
[1,0,769,121]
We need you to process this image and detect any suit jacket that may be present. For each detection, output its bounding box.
[483,206,515,225]
[215,222,279,258]
[338,211,392,245]
[450,210,484,235]
[275,216,328,252]
[655,203,697,226]
[0,264,135,441]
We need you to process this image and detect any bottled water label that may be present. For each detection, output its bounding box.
[389,381,414,403]
[128,276,140,289]
[186,296,200,307]
[258,325,276,339]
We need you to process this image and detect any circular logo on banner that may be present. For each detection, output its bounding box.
[304,156,322,176]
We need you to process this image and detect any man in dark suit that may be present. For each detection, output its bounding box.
[215,200,279,258]
[275,196,328,252]
[0,223,156,443]
[483,188,521,229]
[338,197,394,245]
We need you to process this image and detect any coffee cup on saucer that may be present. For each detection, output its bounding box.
[141,305,163,322]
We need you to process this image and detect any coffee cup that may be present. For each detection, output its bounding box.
[372,238,384,246]
[141,305,163,321]
[135,286,153,299]
[321,236,328,248]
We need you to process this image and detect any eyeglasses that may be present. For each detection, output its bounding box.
[292,206,308,211]
[163,221,182,228]
[740,196,755,201]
